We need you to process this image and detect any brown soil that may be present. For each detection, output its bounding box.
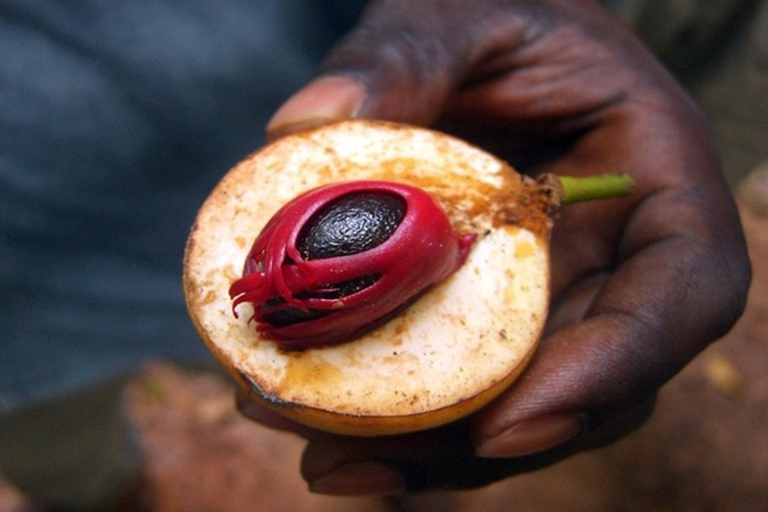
[2,168,767,511]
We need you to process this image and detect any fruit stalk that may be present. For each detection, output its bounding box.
[548,173,635,205]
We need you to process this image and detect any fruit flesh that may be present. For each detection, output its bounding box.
[236,225,548,435]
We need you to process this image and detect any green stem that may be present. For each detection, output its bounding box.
[557,173,635,205]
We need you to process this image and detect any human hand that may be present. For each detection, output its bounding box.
[239,0,751,495]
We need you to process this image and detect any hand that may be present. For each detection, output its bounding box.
[240,0,751,495]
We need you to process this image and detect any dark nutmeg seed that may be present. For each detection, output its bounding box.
[298,192,406,260]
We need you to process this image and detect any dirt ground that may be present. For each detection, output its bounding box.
[2,166,767,511]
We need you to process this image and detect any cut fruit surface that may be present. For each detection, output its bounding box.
[184,120,552,436]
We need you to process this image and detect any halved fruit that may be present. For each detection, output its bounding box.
[184,120,557,436]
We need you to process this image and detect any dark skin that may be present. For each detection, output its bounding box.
[238,0,751,494]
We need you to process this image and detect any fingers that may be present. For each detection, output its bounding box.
[266,0,540,134]
[472,118,751,458]
[296,396,656,494]
[235,388,323,440]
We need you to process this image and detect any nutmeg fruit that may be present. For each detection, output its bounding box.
[183,120,630,436]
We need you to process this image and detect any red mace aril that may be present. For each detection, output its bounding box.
[228,181,476,349]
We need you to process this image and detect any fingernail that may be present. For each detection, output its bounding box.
[309,461,406,496]
[267,75,366,138]
[476,414,585,458]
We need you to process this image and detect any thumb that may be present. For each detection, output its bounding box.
[266,1,518,137]
[265,75,368,140]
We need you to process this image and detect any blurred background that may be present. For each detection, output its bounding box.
[1,0,767,510]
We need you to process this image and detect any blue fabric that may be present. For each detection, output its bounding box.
[0,0,365,411]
